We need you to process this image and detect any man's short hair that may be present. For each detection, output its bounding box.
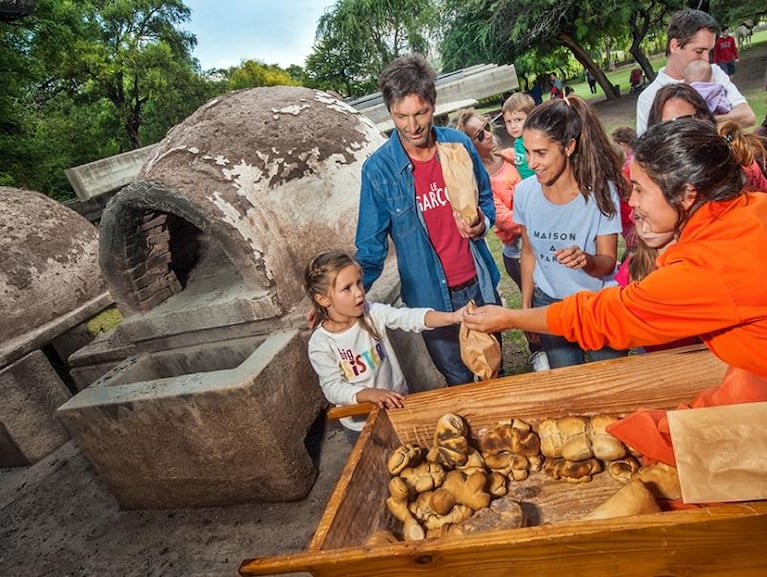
[378,54,437,111]
[666,9,718,55]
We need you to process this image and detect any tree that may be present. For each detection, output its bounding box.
[709,0,767,28]
[439,0,498,73]
[625,0,685,84]
[440,0,630,100]
[495,0,635,100]
[226,59,299,91]
[0,0,211,199]
[305,0,438,98]
[74,0,199,149]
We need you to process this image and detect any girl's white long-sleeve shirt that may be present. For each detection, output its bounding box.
[308,303,432,431]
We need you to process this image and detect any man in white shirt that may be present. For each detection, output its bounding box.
[636,9,755,134]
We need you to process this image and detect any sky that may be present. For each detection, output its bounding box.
[183,0,336,70]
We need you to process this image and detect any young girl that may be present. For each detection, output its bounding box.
[513,95,630,369]
[305,250,463,440]
[614,220,698,353]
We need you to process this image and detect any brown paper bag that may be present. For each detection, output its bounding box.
[437,142,478,225]
[667,402,767,503]
[459,300,501,381]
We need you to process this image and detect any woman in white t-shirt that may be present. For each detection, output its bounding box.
[514,95,630,368]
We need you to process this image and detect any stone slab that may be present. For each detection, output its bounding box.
[0,292,113,368]
[57,330,326,509]
[64,144,158,201]
[0,350,72,467]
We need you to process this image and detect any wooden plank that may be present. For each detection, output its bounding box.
[239,346,763,577]
[308,407,399,551]
[326,403,375,420]
[239,502,767,576]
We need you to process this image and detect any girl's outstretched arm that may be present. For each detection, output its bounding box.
[424,305,465,328]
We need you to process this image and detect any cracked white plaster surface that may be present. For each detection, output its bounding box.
[223,160,265,190]
[210,191,262,255]
[270,104,311,116]
[314,91,357,115]
[144,144,197,173]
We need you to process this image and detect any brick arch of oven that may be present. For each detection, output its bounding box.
[99,180,271,315]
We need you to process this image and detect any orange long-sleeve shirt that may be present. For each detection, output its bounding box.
[547,192,767,378]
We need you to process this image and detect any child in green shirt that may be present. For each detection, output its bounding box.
[502,92,537,179]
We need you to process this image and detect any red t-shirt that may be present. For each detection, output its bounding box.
[714,36,738,63]
[412,154,475,287]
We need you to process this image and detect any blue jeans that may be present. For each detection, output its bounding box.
[532,287,627,369]
[503,254,543,355]
[422,278,503,386]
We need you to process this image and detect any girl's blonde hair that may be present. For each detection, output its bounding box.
[304,250,382,339]
[628,239,659,283]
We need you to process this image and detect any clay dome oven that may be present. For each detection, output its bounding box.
[99,86,385,343]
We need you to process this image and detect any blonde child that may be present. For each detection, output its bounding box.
[501,92,536,179]
[305,250,463,441]
[682,59,731,115]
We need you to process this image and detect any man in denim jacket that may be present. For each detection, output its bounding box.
[355,54,501,386]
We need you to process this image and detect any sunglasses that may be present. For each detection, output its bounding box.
[670,114,697,121]
[474,122,493,142]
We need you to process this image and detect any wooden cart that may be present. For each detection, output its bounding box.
[240,346,767,576]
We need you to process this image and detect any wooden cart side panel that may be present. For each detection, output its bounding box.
[386,347,727,444]
[240,503,767,577]
[308,407,400,551]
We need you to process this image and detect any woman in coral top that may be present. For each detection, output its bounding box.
[463,118,767,464]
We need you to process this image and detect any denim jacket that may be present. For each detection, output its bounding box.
[355,126,500,311]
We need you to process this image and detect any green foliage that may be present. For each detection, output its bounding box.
[710,0,767,28]
[86,306,124,335]
[439,0,501,72]
[0,0,231,199]
[226,59,299,91]
[305,0,439,98]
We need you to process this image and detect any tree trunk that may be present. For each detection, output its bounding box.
[559,32,619,100]
[0,0,35,21]
[604,38,614,71]
[627,4,665,84]
[630,43,656,84]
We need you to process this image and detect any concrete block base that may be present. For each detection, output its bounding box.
[57,330,326,509]
[0,350,72,467]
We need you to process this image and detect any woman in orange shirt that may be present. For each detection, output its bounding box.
[463,118,767,464]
